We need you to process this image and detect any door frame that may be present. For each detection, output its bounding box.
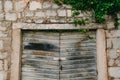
[10,23,108,80]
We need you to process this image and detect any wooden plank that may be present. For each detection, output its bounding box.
[60,32,97,80]
[22,31,60,80]
[21,31,98,80]
[96,29,108,80]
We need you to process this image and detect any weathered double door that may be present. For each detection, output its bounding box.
[22,31,98,80]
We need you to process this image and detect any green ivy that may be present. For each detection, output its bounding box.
[54,0,120,25]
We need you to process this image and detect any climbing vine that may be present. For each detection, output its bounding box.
[54,0,120,26]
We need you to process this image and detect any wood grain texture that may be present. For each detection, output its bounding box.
[21,31,97,80]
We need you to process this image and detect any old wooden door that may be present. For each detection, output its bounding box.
[21,31,97,80]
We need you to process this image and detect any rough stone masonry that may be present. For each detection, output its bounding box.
[0,0,119,80]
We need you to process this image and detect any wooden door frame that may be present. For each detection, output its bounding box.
[10,23,108,80]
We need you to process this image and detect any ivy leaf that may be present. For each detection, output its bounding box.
[73,19,79,27]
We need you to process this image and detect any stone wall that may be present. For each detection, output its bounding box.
[0,0,119,80]
[106,30,120,80]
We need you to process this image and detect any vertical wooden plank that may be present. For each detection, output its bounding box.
[60,32,97,80]
[11,29,21,80]
[96,29,108,80]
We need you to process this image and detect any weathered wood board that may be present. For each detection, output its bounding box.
[21,31,97,80]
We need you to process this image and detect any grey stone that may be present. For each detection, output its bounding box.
[15,1,26,12]
[63,4,71,9]
[5,13,17,21]
[29,1,42,10]
[0,32,7,38]
[4,1,13,12]
[0,22,11,29]
[59,18,66,23]
[24,10,34,17]
[106,30,112,38]
[0,25,7,31]
[50,19,59,23]
[17,13,21,18]
[0,40,3,50]
[67,10,72,17]
[108,59,115,66]
[35,11,46,18]
[114,79,120,80]
[115,59,120,66]
[110,30,120,37]
[107,21,115,29]
[117,13,120,18]
[108,49,118,59]
[46,10,57,17]
[52,3,60,9]
[58,10,66,17]
[112,38,120,49]
[109,67,120,78]
[0,1,3,12]
[34,19,43,23]
[107,39,112,49]
[0,60,3,70]
[0,71,4,80]
[0,52,7,59]
[0,13,4,21]
[43,1,51,9]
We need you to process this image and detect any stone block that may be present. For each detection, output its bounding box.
[58,18,66,23]
[67,10,72,17]
[0,1,3,12]
[35,11,45,18]
[50,19,59,23]
[58,10,66,17]
[15,1,26,12]
[114,79,120,80]
[115,59,120,66]
[0,71,4,80]
[63,4,71,9]
[46,10,57,17]
[17,13,21,18]
[112,38,120,49]
[109,67,120,78]
[52,3,60,9]
[29,1,42,10]
[24,10,34,17]
[34,19,44,23]
[0,26,6,31]
[0,60,3,70]
[107,39,112,49]
[107,21,115,29]
[4,1,13,12]
[0,40,3,49]
[0,52,7,59]
[0,13,4,21]
[117,13,120,18]
[108,59,115,66]
[110,30,120,37]
[0,31,7,38]
[43,1,51,9]
[0,21,11,28]
[5,13,17,21]
[105,30,112,38]
[108,49,118,59]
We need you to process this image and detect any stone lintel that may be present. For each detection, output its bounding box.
[12,23,106,30]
